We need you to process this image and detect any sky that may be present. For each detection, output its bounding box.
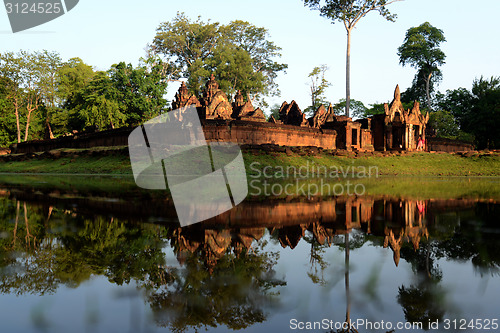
[1,0,499,112]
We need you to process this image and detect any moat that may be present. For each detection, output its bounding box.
[0,175,499,332]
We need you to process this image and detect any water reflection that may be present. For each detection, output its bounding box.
[0,185,499,332]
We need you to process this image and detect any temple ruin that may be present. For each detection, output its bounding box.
[172,75,429,152]
[371,85,429,151]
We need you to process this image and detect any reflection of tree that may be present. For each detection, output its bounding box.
[58,216,169,286]
[437,202,500,277]
[398,240,446,329]
[398,284,445,328]
[0,199,53,295]
[148,242,285,332]
[0,201,169,294]
[2,194,499,333]
[303,232,329,286]
[0,199,286,332]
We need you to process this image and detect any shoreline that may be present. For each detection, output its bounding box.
[0,146,499,177]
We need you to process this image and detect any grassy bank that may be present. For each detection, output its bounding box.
[0,146,499,177]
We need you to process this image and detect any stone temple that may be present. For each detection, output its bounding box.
[171,75,429,152]
[10,75,436,154]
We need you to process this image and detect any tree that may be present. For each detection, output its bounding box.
[332,98,367,119]
[55,58,95,135]
[108,61,169,124]
[0,76,17,145]
[150,13,287,104]
[65,61,169,131]
[194,43,266,101]
[267,103,281,121]
[69,71,126,131]
[0,52,24,143]
[33,50,63,139]
[427,110,459,139]
[438,77,500,149]
[57,58,94,103]
[0,51,45,142]
[468,77,500,149]
[222,20,288,101]
[304,65,331,117]
[303,0,402,118]
[398,22,446,111]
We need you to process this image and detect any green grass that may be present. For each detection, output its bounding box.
[243,151,500,177]
[0,147,499,177]
[0,149,132,175]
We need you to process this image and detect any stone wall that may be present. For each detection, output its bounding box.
[203,120,336,149]
[360,129,373,151]
[11,127,133,154]
[11,120,337,154]
[427,137,474,152]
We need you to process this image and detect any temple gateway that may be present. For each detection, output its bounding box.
[172,75,429,152]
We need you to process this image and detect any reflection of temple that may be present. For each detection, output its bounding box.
[3,187,485,270]
[167,197,432,269]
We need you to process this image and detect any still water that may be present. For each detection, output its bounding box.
[0,176,499,333]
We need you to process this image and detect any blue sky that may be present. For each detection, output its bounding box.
[1,0,499,111]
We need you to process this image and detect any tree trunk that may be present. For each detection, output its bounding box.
[14,99,21,143]
[24,109,32,142]
[24,94,39,142]
[45,119,54,139]
[425,72,432,111]
[345,29,351,118]
[345,233,351,327]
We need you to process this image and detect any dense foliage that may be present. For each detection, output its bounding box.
[436,76,500,148]
[398,22,446,111]
[0,51,170,145]
[150,13,287,106]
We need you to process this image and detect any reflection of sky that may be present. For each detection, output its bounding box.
[262,234,500,333]
[2,232,500,332]
[0,278,156,333]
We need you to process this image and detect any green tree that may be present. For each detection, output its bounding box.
[398,22,446,111]
[0,76,17,145]
[55,57,95,135]
[57,58,95,103]
[468,76,500,149]
[108,61,169,124]
[0,51,28,143]
[0,50,66,142]
[70,71,126,131]
[0,51,44,142]
[222,20,288,101]
[332,98,367,119]
[364,102,386,117]
[438,77,500,149]
[65,61,169,131]
[304,65,331,117]
[437,87,473,121]
[428,110,460,139]
[303,0,402,118]
[267,103,281,121]
[150,13,287,103]
[35,50,63,139]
